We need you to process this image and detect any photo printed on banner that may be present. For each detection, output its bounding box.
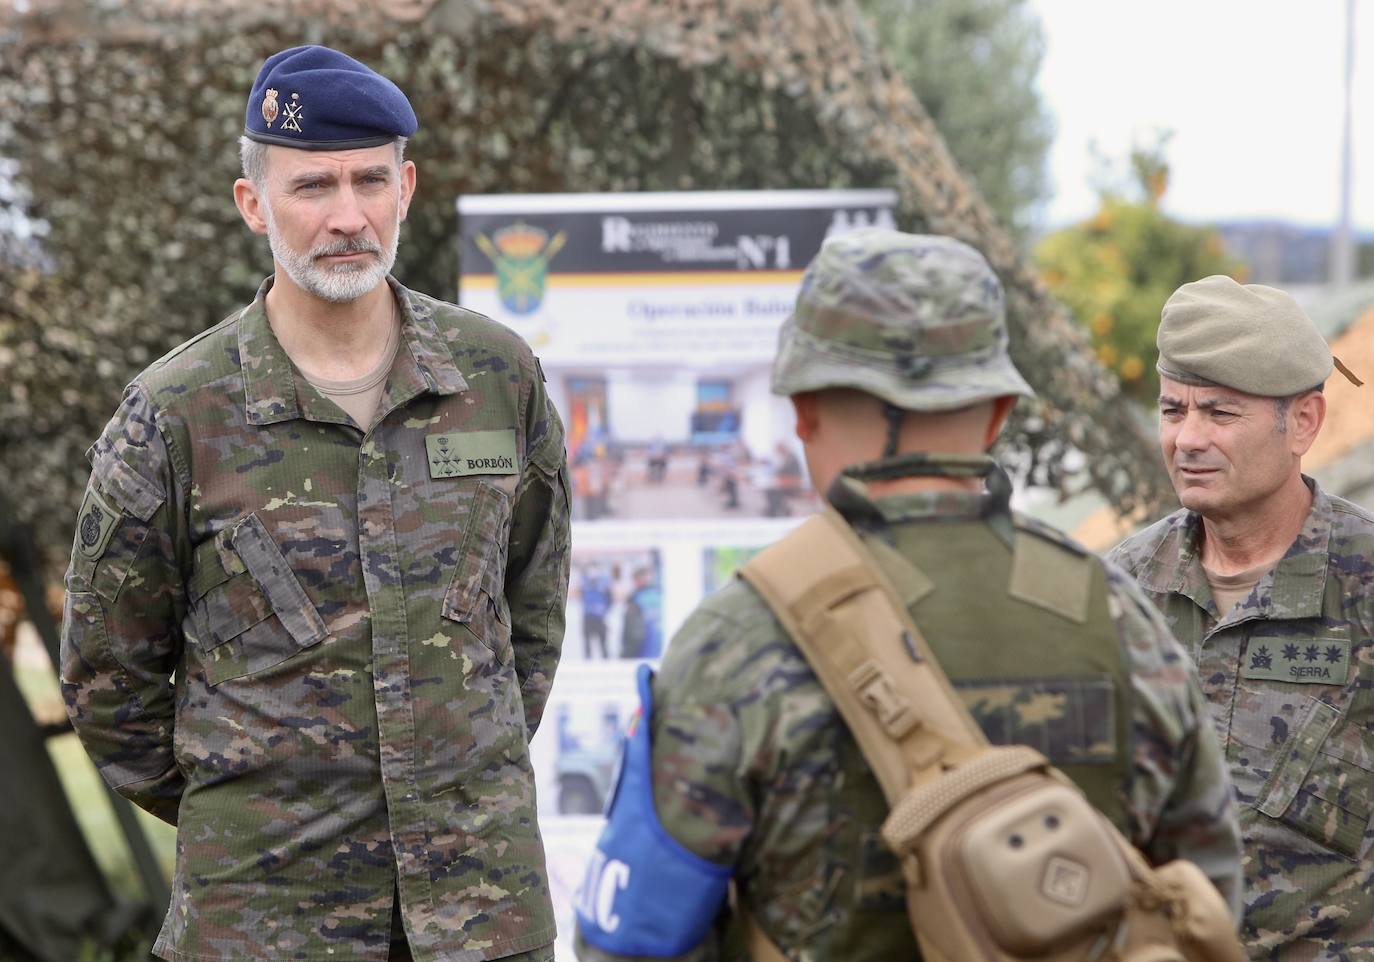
[551,365,815,523]
[566,546,664,661]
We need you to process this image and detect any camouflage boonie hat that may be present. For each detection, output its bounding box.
[771,229,1034,411]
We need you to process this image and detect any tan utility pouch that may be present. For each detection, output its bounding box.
[738,508,1240,962]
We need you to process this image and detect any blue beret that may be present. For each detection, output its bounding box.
[244,45,417,150]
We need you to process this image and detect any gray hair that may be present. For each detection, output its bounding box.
[1273,383,1324,434]
[238,136,408,188]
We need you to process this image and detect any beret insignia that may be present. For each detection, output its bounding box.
[261,88,279,128]
[281,92,304,134]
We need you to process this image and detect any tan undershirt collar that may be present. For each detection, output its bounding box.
[300,317,401,430]
[1202,560,1271,617]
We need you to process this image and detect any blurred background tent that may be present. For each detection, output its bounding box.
[0,0,1170,582]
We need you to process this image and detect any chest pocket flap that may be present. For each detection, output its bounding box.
[189,514,328,686]
[441,483,513,662]
[1254,695,1374,858]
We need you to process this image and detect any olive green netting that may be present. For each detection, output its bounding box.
[0,3,1167,572]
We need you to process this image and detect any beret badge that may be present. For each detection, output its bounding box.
[281,92,304,134]
[245,44,414,148]
[261,88,279,128]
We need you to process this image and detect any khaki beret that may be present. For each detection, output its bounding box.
[1157,275,1336,397]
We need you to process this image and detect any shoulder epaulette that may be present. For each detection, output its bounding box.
[1010,512,1091,558]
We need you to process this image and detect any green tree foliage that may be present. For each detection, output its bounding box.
[855,0,1052,237]
[1034,138,1246,404]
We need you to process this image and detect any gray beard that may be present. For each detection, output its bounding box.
[264,205,400,304]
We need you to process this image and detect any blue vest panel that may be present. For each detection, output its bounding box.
[574,664,733,956]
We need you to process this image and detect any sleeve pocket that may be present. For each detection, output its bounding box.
[188,515,327,686]
[441,484,513,664]
[77,451,169,604]
[93,449,165,523]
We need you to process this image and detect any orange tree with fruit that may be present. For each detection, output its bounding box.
[1035,137,1246,405]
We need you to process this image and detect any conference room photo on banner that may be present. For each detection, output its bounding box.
[554,367,814,523]
[564,546,664,662]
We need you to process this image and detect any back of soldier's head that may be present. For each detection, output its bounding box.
[771,229,1034,412]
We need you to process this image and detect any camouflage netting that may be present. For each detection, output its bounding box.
[0,0,1170,574]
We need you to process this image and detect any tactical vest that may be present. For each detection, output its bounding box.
[696,503,1137,959]
[697,506,1134,960]
[736,507,1240,962]
[846,510,1132,830]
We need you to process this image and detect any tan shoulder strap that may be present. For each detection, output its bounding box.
[739,507,987,806]
[737,511,1243,962]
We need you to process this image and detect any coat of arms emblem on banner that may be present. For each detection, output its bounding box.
[474,222,567,315]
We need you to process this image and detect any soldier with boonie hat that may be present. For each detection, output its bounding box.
[1109,274,1374,959]
[771,230,1034,413]
[576,228,1240,961]
[60,43,568,962]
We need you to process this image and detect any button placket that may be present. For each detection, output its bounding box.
[358,434,432,916]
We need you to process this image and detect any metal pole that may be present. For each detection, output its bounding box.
[1331,0,1357,287]
[101,780,172,911]
[0,492,171,914]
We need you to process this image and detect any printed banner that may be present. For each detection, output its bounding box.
[457,189,897,956]
[458,190,898,365]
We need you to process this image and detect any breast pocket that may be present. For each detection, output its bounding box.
[1235,632,1374,859]
[441,482,513,665]
[188,514,329,687]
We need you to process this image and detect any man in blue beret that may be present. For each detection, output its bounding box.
[60,44,569,962]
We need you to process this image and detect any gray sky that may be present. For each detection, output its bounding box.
[1031,0,1373,231]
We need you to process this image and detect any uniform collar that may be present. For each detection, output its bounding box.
[1139,476,1333,624]
[826,453,1013,526]
[239,276,469,427]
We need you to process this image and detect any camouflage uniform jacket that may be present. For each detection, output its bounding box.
[60,277,571,962]
[576,454,1241,962]
[1108,479,1374,961]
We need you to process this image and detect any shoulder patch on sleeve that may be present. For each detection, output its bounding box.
[75,486,121,562]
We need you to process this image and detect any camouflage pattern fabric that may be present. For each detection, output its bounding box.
[60,276,570,962]
[575,453,1242,962]
[1109,479,1374,962]
[770,229,1034,411]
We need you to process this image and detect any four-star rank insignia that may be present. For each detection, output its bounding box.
[261,87,280,128]
[1243,636,1350,684]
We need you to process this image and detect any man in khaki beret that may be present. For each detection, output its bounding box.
[1108,275,1369,961]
